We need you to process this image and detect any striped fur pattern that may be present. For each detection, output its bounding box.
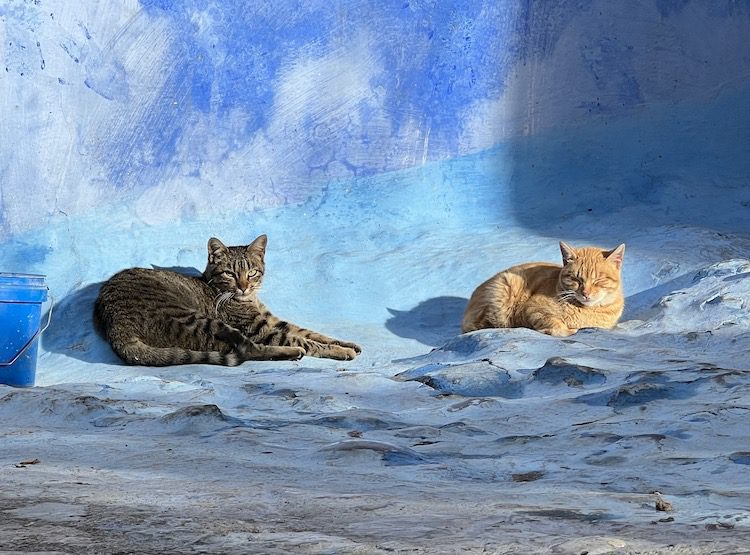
[462,242,625,337]
[94,235,361,366]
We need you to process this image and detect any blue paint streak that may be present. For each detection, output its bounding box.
[114,0,571,180]
[82,0,749,193]
[2,0,750,236]
[140,0,334,124]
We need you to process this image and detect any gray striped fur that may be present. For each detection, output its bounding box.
[94,235,361,366]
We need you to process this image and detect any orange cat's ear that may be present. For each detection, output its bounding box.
[247,234,268,261]
[560,241,577,265]
[605,244,625,269]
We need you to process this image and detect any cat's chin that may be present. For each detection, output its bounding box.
[575,297,602,307]
[577,296,617,308]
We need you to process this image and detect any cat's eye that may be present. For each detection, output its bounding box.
[221,271,235,278]
[248,269,259,278]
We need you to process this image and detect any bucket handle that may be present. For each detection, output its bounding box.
[0,294,55,367]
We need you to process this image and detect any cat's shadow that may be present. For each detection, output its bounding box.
[42,266,203,364]
[385,296,469,347]
[41,281,117,364]
[386,275,697,348]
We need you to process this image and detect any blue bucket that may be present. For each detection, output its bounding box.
[0,273,51,388]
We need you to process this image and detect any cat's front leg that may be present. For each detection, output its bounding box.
[304,341,358,360]
[285,336,358,360]
[524,307,575,337]
[238,343,306,361]
[214,323,304,361]
[265,331,357,360]
[299,331,362,354]
[330,338,362,354]
[258,315,361,358]
[276,321,362,354]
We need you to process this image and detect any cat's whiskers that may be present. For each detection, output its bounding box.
[214,291,234,314]
[556,291,578,304]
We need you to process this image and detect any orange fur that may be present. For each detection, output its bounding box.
[462,242,625,337]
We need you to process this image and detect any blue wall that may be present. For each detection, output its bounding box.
[1,1,749,295]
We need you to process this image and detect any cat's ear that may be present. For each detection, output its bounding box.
[605,244,625,269]
[247,234,268,260]
[560,241,577,265]
[207,237,228,263]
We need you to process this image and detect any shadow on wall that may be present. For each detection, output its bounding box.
[498,3,750,240]
[503,97,750,240]
[42,266,203,364]
[385,296,468,347]
[41,282,120,364]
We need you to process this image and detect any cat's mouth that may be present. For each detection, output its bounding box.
[576,294,612,307]
[233,289,260,302]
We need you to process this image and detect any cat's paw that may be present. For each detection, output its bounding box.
[540,327,576,337]
[325,346,359,361]
[341,346,359,360]
[334,340,362,354]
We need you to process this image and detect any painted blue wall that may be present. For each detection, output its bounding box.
[1,1,749,294]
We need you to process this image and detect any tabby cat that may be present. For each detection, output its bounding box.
[462,242,625,337]
[94,235,361,366]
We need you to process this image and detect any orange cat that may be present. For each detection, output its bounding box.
[462,242,625,337]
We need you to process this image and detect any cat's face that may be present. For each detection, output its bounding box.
[558,242,624,307]
[204,235,267,301]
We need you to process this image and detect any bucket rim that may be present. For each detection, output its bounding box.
[0,273,48,291]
